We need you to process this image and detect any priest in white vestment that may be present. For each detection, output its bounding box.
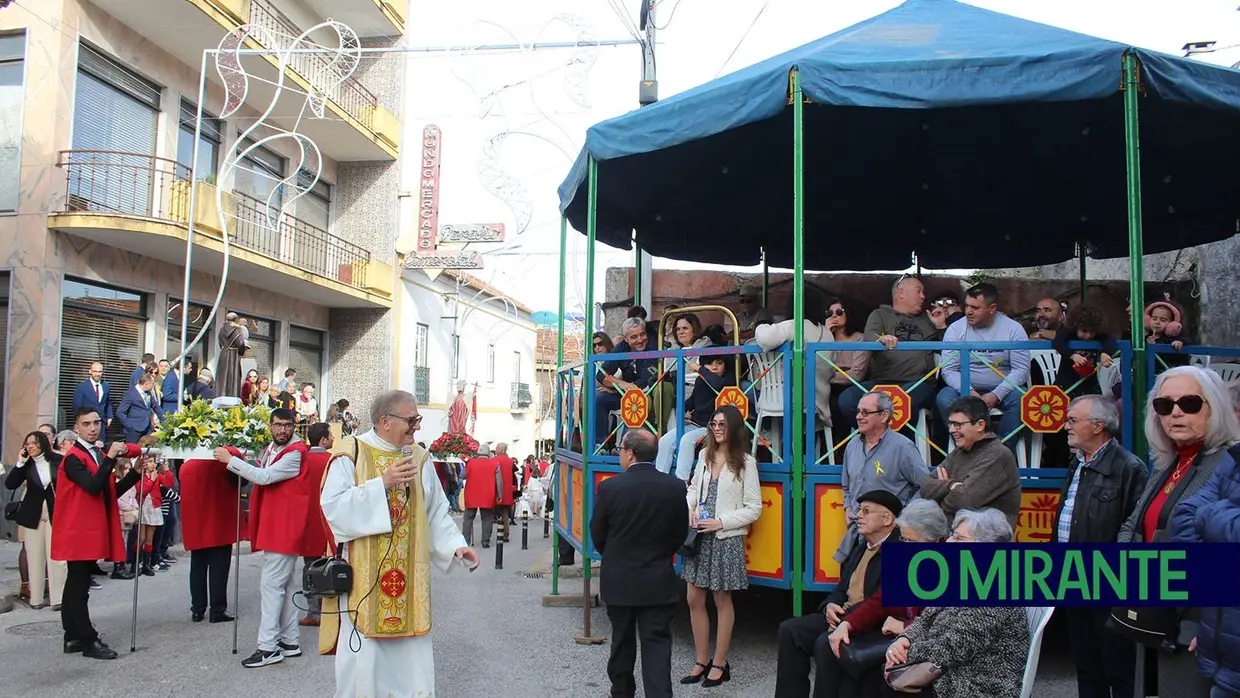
[320,390,477,698]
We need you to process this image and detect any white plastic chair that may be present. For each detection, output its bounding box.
[1029,350,1061,387]
[1211,362,1240,383]
[748,351,785,458]
[1020,606,1056,698]
[1022,351,1062,470]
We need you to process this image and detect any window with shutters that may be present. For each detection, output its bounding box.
[233,312,275,380]
[165,298,211,375]
[288,325,324,398]
[414,324,429,368]
[233,139,286,258]
[58,279,147,437]
[68,44,160,215]
[0,33,25,213]
[177,100,221,181]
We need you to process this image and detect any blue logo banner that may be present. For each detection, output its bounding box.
[882,543,1240,607]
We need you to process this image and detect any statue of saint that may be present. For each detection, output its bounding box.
[447,380,469,434]
[216,312,250,398]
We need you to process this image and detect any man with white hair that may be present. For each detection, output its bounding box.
[1053,395,1147,698]
[593,318,659,451]
[319,390,478,698]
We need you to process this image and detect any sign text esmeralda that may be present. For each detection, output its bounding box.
[882,543,1240,607]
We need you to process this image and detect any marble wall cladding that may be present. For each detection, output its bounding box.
[335,161,398,265]
[328,307,393,428]
[359,36,405,119]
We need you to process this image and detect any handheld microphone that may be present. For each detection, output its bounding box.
[401,445,414,498]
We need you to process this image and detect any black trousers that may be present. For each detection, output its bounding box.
[189,546,232,617]
[776,612,885,698]
[61,560,99,644]
[606,603,676,698]
[1066,607,1136,698]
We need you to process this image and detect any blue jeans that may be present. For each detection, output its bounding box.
[837,380,937,430]
[593,391,622,449]
[655,426,708,480]
[935,385,1022,452]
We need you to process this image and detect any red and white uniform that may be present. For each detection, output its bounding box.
[496,456,517,508]
[463,456,498,510]
[235,440,311,556]
[52,442,142,562]
[179,450,242,551]
[300,447,332,557]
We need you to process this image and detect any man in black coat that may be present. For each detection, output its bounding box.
[589,429,688,698]
[774,490,903,698]
[1054,395,1148,698]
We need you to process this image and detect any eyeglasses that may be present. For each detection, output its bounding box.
[856,408,886,418]
[1152,395,1206,416]
[855,506,885,518]
[947,531,975,542]
[270,421,296,430]
[708,420,728,429]
[947,419,981,430]
[386,413,424,427]
[738,297,754,304]
[828,308,846,317]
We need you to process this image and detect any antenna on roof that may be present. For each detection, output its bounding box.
[1183,41,1217,56]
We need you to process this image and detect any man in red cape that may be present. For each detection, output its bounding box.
[212,408,310,669]
[462,443,499,548]
[180,445,244,623]
[297,421,334,627]
[53,406,143,660]
[494,442,518,541]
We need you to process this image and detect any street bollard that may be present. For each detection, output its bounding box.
[521,510,529,550]
[495,530,504,570]
[544,515,550,539]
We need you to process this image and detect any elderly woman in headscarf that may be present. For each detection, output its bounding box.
[1120,365,1240,697]
[883,508,1030,698]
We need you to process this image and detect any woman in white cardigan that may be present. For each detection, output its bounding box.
[680,405,763,687]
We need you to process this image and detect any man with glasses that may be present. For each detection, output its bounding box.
[594,318,660,451]
[919,395,1021,526]
[1053,395,1146,698]
[724,284,773,339]
[213,408,310,669]
[835,391,929,562]
[775,489,902,698]
[319,390,477,698]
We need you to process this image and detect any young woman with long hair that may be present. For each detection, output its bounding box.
[682,405,763,687]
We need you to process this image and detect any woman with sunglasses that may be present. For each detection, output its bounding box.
[681,405,762,687]
[1118,365,1240,696]
[825,298,869,447]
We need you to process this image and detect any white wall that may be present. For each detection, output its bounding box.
[398,274,538,454]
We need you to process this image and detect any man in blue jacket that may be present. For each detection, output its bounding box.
[129,352,156,388]
[594,318,659,452]
[117,371,163,442]
[72,361,113,427]
[161,361,185,415]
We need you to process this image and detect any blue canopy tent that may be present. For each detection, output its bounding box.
[549,0,1240,619]
[557,0,1240,271]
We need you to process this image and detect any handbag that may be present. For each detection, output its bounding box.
[838,634,893,679]
[1107,606,1183,652]
[680,461,710,559]
[884,661,943,693]
[3,486,19,522]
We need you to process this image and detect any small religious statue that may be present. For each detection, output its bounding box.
[447,380,469,435]
[216,312,250,398]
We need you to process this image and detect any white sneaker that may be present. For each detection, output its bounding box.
[241,649,283,668]
[277,641,301,657]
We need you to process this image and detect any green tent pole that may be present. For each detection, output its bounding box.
[581,156,599,638]
[762,246,770,307]
[551,214,568,596]
[1123,52,1148,458]
[791,69,806,617]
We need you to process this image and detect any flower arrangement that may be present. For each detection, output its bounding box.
[152,399,273,452]
[429,432,479,459]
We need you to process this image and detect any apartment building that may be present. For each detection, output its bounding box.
[397,271,538,456]
[0,0,406,460]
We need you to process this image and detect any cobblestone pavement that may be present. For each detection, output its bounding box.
[0,519,1082,697]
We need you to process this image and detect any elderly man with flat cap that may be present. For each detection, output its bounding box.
[774,490,903,698]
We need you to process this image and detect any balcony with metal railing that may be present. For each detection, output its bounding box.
[414,366,431,404]
[511,382,534,411]
[48,150,393,309]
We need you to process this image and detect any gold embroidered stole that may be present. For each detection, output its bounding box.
[319,437,432,656]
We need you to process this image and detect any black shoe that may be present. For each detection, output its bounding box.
[63,639,83,654]
[241,648,284,668]
[88,579,103,590]
[156,562,170,571]
[161,554,178,563]
[482,542,491,549]
[702,663,730,688]
[210,613,235,623]
[110,568,134,580]
[89,564,107,576]
[140,565,156,577]
[680,662,709,685]
[82,639,119,660]
[277,641,301,657]
[192,612,204,622]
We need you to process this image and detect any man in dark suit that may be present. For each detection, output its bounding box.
[117,371,163,443]
[774,490,903,698]
[161,362,184,415]
[129,352,155,389]
[590,429,688,698]
[72,361,113,427]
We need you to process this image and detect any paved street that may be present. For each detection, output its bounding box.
[0,517,1081,697]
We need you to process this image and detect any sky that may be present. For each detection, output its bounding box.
[404,0,1240,316]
